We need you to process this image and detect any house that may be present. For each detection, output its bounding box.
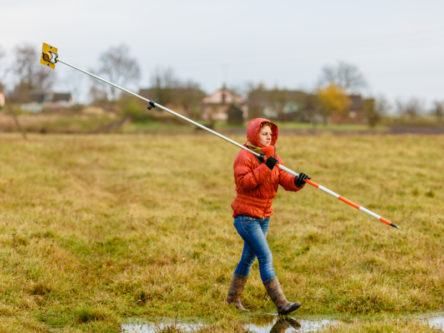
[329,94,373,124]
[247,88,315,122]
[20,91,73,112]
[248,87,372,124]
[0,91,5,109]
[201,86,247,121]
[348,94,369,120]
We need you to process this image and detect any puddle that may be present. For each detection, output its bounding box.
[245,316,337,332]
[423,315,444,332]
[121,314,444,333]
[121,321,204,333]
[121,315,337,333]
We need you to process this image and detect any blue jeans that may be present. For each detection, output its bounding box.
[233,215,276,283]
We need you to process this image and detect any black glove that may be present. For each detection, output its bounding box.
[265,156,278,170]
[294,172,310,187]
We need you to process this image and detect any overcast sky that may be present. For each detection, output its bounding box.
[1,0,444,106]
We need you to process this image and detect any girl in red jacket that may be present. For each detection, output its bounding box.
[227,118,310,315]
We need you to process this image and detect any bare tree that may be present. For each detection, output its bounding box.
[145,67,205,117]
[318,61,367,93]
[95,44,141,100]
[146,67,180,104]
[88,83,108,104]
[395,98,424,118]
[364,96,390,128]
[432,101,444,122]
[0,45,7,90]
[0,45,5,62]
[373,95,391,117]
[11,44,55,101]
[150,66,180,89]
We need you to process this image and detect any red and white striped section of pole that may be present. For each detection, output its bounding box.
[279,165,399,229]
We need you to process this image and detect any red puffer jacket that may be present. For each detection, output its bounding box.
[231,118,304,218]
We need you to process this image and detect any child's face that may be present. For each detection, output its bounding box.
[259,125,272,146]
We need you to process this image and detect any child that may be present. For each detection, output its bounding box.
[227,118,310,315]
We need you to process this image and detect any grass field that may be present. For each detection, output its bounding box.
[0,133,443,332]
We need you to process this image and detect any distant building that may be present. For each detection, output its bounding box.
[330,94,373,124]
[20,91,73,112]
[247,88,315,122]
[202,86,247,121]
[349,94,367,120]
[248,87,372,124]
[0,91,5,109]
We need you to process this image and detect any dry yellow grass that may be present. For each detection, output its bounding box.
[0,133,443,332]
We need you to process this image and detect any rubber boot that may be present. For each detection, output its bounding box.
[226,274,248,311]
[264,277,301,315]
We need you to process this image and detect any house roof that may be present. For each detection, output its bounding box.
[52,93,72,102]
[28,91,72,103]
[349,94,364,110]
[202,88,245,105]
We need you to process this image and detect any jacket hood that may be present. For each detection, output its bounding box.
[246,118,279,147]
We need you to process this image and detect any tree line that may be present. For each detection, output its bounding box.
[1,43,443,127]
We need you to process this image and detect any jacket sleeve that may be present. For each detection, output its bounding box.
[278,157,304,192]
[234,152,272,191]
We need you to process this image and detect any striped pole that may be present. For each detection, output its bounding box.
[279,165,399,229]
[40,42,398,230]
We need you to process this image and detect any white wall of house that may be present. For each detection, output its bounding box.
[0,92,5,108]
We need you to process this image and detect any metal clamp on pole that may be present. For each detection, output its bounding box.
[147,101,157,110]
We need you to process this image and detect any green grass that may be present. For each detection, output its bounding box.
[0,133,443,332]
